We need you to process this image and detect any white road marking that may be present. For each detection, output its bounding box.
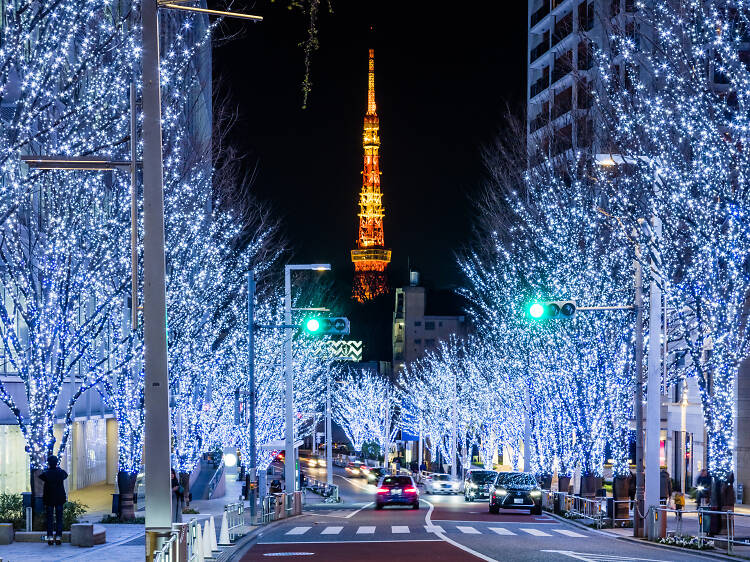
[489,527,517,536]
[424,525,445,533]
[456,525,481,534]
[540,551,664,561]
[346,502,374,518]
[355,526,376,534]
[554,529,587,538]
[320,526,343,535]
[391,525,410,534]
[521,527,552,537]
[423,499,498,562]
[285,526,311,535]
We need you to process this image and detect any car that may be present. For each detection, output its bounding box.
[345,461,367,477]
[424,473,460,495]
[366,467,387,482]
[375,475,420,509]
[488,471,543,515]
[463,469,497,501]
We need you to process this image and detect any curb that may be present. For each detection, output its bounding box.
[545,511,745,560]
[219,515,301,562]
[302,502,367,511]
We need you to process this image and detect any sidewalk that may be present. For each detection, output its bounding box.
[0,466,256,561]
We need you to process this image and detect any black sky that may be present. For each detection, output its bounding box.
[214,2,527,358]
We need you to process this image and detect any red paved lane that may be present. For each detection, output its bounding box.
[240,540,479,561]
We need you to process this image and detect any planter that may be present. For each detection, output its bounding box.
[558,475,571,494]
[0,523,13,544]
[613,475,631,524]
[539,474,553,490]
[580,474,602,498]
[117,471,138,520]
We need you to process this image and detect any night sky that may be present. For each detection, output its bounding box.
[214,2,527,358]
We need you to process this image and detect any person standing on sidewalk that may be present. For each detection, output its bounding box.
[39,455,68,546]
[171,468,184,522]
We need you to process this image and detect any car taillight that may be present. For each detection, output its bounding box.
[404,487,417,493]
[376,487,388,494]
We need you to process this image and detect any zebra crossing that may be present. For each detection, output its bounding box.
[283,524,588,539]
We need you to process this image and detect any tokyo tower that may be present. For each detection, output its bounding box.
[351,48,391,302]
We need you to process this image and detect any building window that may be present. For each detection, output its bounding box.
[438,321,443,327]
[425,321,435,330]
[414,321,422,327]
[414,339,422,344]
[425,339,436,347]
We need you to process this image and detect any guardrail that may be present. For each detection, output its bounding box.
[562,493,605,528]
[206,458,225,500]
[152,519,201,562]
[224,501,245,541]
[651,506,750,555]
[306,477,340,503]
[541,490,556,511]
[152,532,178,562]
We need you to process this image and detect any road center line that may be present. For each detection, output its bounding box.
[424,499,499,562]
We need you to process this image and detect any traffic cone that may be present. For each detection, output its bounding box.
[195,522,205,562]
[203,520,213,559]
[209,515,218,551]
[218,512,230,545]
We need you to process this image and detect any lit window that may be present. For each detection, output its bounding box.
[425,321,435,330]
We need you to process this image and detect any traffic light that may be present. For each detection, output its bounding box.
[527,300,577,320]
[302,316,351,335]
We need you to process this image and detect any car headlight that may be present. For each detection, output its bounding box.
[494,489,507,496]
[531,490,541,497]
[467,482,476,490]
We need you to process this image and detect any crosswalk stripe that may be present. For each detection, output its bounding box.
[553,529,587,538]
[521,528,552,537]
[356,526,376,534]
[456,526,480,534]
[285,526,311,535]
[489,527,517,536]
[424,525,444,533]
[391,526,410,534]
[320,526,343,535]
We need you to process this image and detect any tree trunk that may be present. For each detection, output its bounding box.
[117,471,138,520]
[579,474,601,498]
[557,475,571,494]
[180,472,191,507]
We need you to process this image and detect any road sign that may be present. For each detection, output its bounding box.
[326,340,363,361]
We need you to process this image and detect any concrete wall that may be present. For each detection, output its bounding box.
[737,356,750,503]
[106,419,118,485]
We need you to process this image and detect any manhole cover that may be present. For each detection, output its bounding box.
[263,553,315,557]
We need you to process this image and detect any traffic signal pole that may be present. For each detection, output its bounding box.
[633,249,645,538]
[248,270,256,518]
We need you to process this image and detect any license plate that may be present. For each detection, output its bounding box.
[391,489,401,495]
[514,498,524,504]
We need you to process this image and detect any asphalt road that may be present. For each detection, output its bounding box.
[239,466,717,561]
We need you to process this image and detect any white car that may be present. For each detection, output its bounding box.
[424,473,460,495]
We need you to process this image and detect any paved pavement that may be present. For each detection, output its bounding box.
[237,467,721,562]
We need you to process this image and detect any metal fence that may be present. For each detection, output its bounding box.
[206,459,225,500]
[305,477,340,503]
[651,506,750,555]
[152,532,178,562]
[152,519,201,562]
[561,493,605,528]
[225,501,245,542]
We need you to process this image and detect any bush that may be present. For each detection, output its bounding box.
[658,534,714,550]
[0,494,87,531]
[0,493,24,529]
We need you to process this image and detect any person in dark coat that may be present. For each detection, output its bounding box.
[39,455,67,545]
[171,468,184,522]
[696,468,711,507]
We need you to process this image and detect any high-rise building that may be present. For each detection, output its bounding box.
[351,49,391,302]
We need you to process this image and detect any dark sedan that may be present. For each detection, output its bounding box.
[375,475,420,509]
[464,469,497,501]
[488,471,542,515]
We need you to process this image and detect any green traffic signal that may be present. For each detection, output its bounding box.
[529,303,544,319]
[305,318,321,333]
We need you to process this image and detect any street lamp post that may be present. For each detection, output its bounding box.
[284,264,331,493]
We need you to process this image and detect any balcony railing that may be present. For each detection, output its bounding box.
[530,75,550,98]
[531,38,550,62]
[530,1,550,28]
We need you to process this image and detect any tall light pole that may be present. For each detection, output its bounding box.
[284,264,331,492]
[326,374,333,485]
[596,153,663,534]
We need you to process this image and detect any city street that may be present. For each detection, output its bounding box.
[237,466,715,561]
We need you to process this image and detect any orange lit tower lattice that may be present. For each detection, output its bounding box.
[351,49,391,302]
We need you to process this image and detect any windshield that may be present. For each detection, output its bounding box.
[433,474,450,481]
[469,471,496,484]
[494,472,537,488]
[383,476,412,487]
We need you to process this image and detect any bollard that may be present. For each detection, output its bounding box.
[276,494,285,519]
[294,491,303,515]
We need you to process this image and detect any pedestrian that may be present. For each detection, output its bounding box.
[696,468,711,507]
[659,468,673,503]
[673,490,685,521]
[39,455,68,546]
[171,468,184,522]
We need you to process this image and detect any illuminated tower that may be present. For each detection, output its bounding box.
[351,49,391,302]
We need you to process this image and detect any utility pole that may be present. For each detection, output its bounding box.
[634,250,645,538]
[247,270,256,518]
[141,0,172,555]
[326,374,333,485]
[284,267,295,492]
